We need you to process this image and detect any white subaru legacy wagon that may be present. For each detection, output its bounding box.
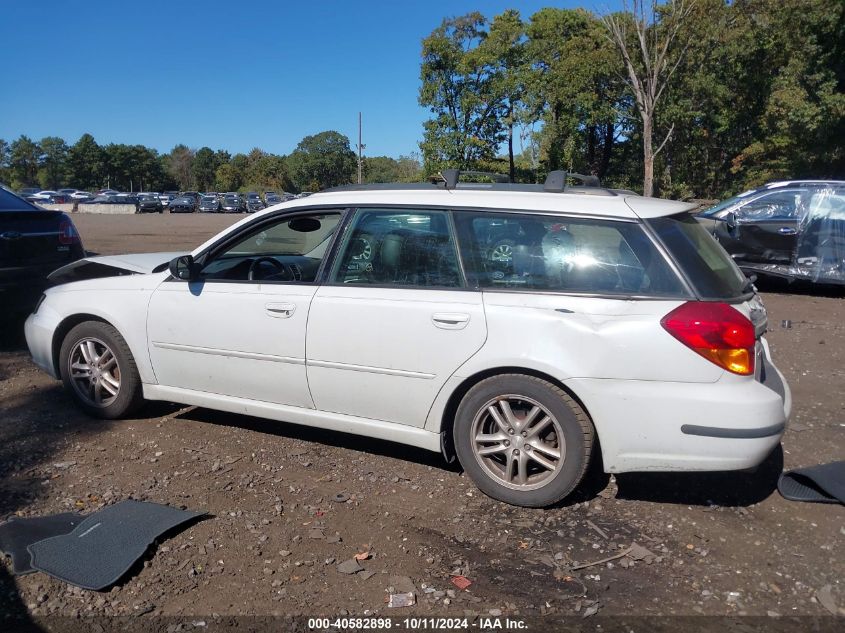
[25,171,790,507]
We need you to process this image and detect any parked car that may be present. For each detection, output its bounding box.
[199,195,221,213]
[697,180,845,286]
[1,184,84,315]
[70,191,94,201]
[264,193,282,206]
[246,192,264,213]
[57,188,78,196]
[159,192,176,208]
[220,194,246,213]
[18,187,41,197]
[137,193,164,213]
[168,196,197,213]
[24,171,790,507]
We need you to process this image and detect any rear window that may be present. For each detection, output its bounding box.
[454,211,687,297]
[647,213,748,299]
[0,186,39,211]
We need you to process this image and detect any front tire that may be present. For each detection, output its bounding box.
[59,321,144,419]
[454,374,594,507]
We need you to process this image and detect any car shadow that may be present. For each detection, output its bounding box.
[0,314,29,353]
[174,407,457,472]
[614,445,783,507]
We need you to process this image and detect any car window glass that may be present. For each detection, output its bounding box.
[200,213,340,283]
[331,209,462,288]
[455,211,686,296]
[737,191,802,221]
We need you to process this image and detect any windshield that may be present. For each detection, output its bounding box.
[647,213,748,300]
[699,189,758,217]
[0,186,39,211]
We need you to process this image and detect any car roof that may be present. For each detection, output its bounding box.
[271,187,694,220]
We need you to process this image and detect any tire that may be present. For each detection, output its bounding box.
[59,321,144,419]
[453,374,594,507]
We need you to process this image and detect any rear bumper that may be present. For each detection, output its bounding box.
[568,354,790,473]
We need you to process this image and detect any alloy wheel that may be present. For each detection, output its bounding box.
[470,395,565,491]
[67,337,121,407]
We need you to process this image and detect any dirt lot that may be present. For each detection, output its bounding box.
[0,213,843,626]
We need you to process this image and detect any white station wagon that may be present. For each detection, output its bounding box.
[25,171,791,507]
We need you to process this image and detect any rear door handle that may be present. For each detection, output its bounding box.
[432,313,470,330]
[265,302,296,318]
[778,227,797,235]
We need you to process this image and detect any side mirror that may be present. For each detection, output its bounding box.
[725,211,738,234]
[169,254,198,281]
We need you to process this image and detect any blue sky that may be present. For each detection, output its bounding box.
[1,0,607,158]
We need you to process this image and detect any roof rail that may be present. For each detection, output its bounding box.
[544,171,601,192]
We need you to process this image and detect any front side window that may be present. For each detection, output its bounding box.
[200,212,341,283]
[454,211,686,296]
[330,208,462,288]
[737,190,802,222]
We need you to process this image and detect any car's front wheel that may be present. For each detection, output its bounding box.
[454,374,594,507]
[59,321,144,419]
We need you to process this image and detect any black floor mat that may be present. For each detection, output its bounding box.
[778,461,845,505]
[0,513,82,575]
[27,500,203,590]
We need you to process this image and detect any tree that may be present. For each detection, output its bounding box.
[166,145,195,190]
[472,9,527,181]
[418,13,506,174]
[602,0,694,196]
[9,135,40,189]
[66,133,106,190]
[0,139,10,184]
[37,136,69,189]
[191,147,218,191]
[287,131,356,191]
[526,8,626,180]
[214,163,241,192]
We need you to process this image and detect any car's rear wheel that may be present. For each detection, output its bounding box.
[59,321,143,419]
[454,374,594,507]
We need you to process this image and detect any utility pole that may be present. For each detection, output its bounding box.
[357,112,365,184]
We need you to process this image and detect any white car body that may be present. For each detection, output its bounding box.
[25,185,790,481]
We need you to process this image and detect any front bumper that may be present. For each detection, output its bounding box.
[25,306,60,378]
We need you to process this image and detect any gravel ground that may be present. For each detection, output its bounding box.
[0,213,842,624]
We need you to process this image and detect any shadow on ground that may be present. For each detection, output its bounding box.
[176,407,456,472]
[614,445,783,507]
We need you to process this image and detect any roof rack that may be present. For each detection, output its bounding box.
[323,170,613,195]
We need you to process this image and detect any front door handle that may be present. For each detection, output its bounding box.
[266,302,296,318]
[778,227,797,235]
[432,312,470,330]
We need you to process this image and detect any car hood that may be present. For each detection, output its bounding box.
[47,251,186,283]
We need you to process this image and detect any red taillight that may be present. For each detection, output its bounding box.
[58,217,80,245]
[661,301,756,375]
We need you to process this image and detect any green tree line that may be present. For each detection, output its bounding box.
[0,131,422,194]
[419,0,844,198]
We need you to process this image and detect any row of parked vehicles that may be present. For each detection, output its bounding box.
[17,188,309,213]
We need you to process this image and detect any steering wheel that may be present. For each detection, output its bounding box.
[248,256,290,281]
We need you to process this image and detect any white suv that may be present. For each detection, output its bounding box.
[25,171,790,507]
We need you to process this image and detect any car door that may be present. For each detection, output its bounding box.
[716,190,802,264]
[305,208,487,428]
[147,210,343,408]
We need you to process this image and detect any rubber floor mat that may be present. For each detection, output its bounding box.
[0,513,82,575]
[27,500,204,590]
[778,461,845,505]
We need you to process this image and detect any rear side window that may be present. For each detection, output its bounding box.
[648,213,748,299]
[454,211,686,296]
[330,208,462,288]
[0,186,38,211]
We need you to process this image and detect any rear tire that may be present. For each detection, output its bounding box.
[454,374,594,507]
[59,321,144,419]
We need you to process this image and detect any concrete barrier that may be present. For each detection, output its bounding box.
[38,203,76,213]
[76,203,138,215]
